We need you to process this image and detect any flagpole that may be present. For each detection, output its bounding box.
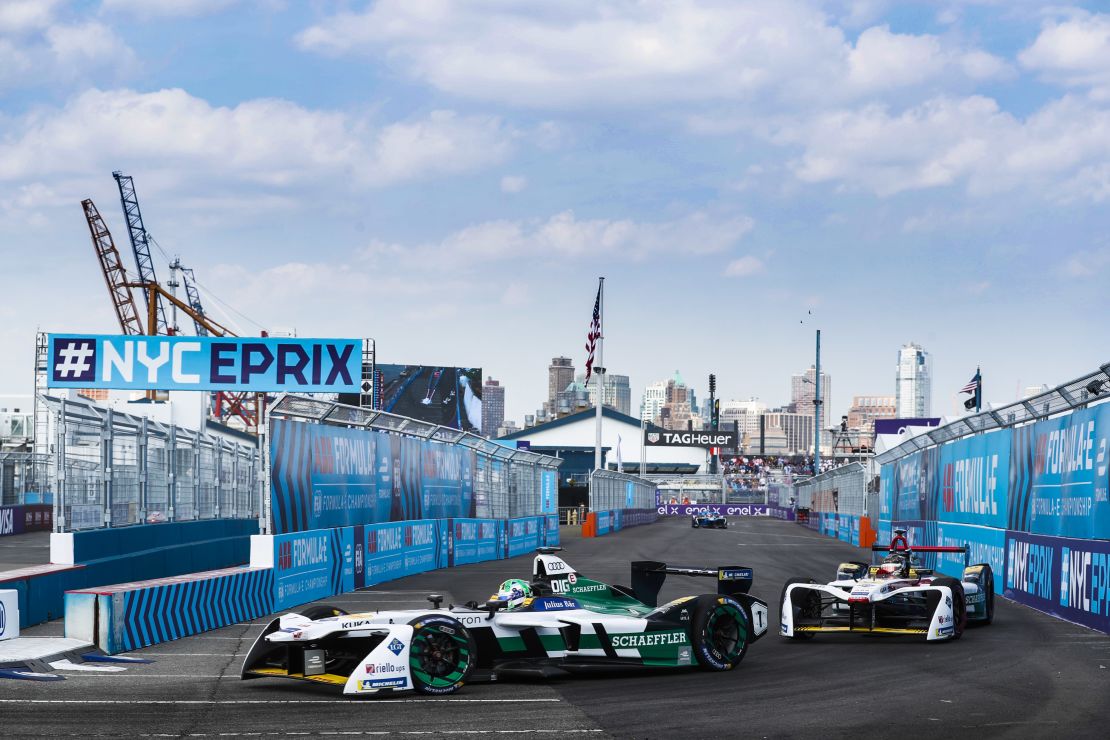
[976,366,982,413]
[594,277,605,472]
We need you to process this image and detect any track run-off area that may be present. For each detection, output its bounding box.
[6,517,1110,739]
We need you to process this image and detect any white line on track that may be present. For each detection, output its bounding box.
[734,543,854,547]
[0,699,562,704]
[23,733,605,738]
[125,653,249,657]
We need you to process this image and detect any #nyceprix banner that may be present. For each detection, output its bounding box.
[1005,530,1110,633]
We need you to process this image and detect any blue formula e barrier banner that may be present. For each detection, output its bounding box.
[1008,404,1110,540]
[889,447,941,523]
[938,429,1011,529]
[47,334,361,392]
[506,516,544,557]
[449,518,501,567]
[541,470,557,514]
[363,519,449,587]
[934,521,1006,592]
[273,527,354,612]
[1005,530,1110,633]
[270,419,476,534]
[545,514,560,543]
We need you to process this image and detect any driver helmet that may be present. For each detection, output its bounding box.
[494,578,533,609]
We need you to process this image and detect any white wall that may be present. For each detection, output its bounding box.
[510,416,707,470]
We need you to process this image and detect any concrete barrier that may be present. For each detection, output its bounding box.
[66,566,274,654]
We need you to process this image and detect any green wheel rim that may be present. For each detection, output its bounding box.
[705,603,747,662]
[410,626,471,688]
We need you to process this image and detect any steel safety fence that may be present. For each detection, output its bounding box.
[0,452,52,506]
[793,462,867,516]
[41,396,260,531]
[875,362,1110,465]
[266,394,561,532]
[588,469,657,511]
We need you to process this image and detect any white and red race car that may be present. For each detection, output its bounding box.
[780,530,995,641]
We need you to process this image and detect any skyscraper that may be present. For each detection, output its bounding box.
[546,357,575,416]
[895,343,932,417]
[640,380,667,423]
[587,373,631,415]
[791,365,831,433]
[481,377,505,438]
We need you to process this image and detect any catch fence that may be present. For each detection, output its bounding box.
[588,469,657,511]
[44,396,261,531]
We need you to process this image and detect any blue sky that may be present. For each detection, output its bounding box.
[1,0,1108,424]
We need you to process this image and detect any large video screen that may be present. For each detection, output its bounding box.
[376,365,482,433]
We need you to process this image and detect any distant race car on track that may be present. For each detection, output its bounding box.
[242,548,769,696]
[691,511,728,529]
[780,529,995,641]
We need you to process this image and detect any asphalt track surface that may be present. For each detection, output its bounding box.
[0,530,50,570]
[6,517,1110,739]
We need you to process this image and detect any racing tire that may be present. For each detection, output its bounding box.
[780,578,820,640]
[692,520,699,528]
[690,594,750,671]
[932,577,967,640]
[407,615,477,695]
[298,604,348,620]
[980,565,995,625]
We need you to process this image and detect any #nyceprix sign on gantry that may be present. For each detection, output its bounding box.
[47,334,362,392]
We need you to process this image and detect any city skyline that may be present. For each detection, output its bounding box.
[0,2,1106,429]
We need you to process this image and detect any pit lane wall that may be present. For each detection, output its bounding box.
[877,402,1110,634]
[65,515,559,653]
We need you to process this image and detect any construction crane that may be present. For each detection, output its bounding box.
[113,171,173,335]
[170,258,209,337]
[82,197,260,431]
[82,199,145,336]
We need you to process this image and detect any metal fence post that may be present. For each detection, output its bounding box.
[214,439,223,519]
[168,422,177,522]
[231,443,240,520]
[54,400,67,533]
[192,436,200,520]
[138,416,148,524]
[102,408,114,528]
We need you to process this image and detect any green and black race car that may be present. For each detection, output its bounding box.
[241,548,770,696]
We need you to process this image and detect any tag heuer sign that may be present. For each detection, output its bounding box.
[644,430,736,448]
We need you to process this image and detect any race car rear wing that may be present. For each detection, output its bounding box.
[872,544,970,566]
[630,561,753,607]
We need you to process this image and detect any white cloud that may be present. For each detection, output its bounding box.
[295,1,998,109]
[0,0,61,34]
[1020,12,1110,99]
[500,175,527,193]
[359,209,754,268]
[724,255,765,277]
[46,22,136,69]
[0,88,517,202]
[99,0,242,19]
[773,94,1110,199]
[1058,247,1110,278]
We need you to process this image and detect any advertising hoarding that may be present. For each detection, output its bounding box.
[376,364,482,433]
[1008,404,1110,540]
[270,419,476,534]
[47,334,361,392]
[938,428,1011,530]
[643,429,736,448]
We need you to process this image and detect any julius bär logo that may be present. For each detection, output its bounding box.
[52,339,96,383]
[278,541,292,569]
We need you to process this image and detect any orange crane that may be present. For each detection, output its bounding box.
[82,193,263,432]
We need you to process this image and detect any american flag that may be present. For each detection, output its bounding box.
[584,283,602,384]
[960,372,980,394]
